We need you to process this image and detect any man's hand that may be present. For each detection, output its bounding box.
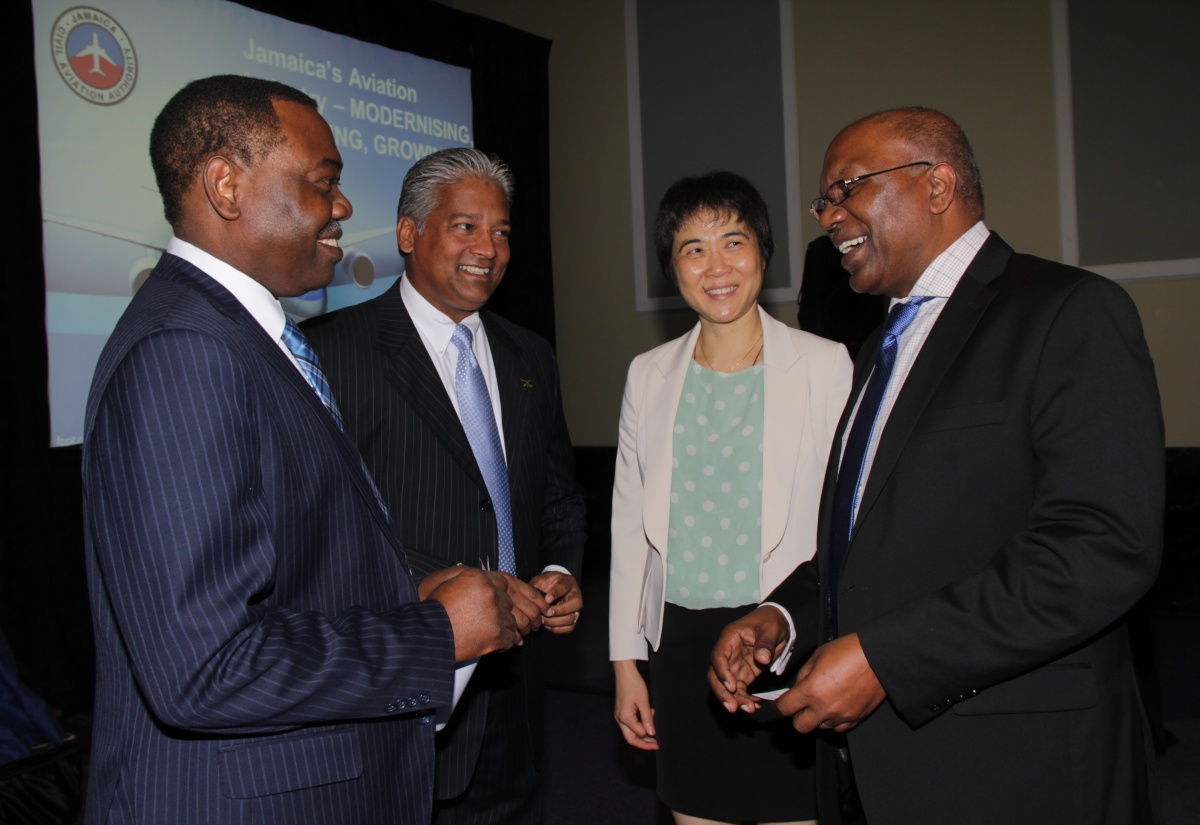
[417,565,463,601]
[707,605,790,713]
[424,567,520,662]
[529,570,583,635]
[495,571,549,636]
[775,633,886,734]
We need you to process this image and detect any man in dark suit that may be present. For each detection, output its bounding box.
[710,107,1164,824]
[305,148,586,824]
[82,76,521,825]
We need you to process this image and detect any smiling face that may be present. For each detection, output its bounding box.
[672,211,763,327]
[235,100,351,298]
[398,177,511,322]
[817,119,941,298]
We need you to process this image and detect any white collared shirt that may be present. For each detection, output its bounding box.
[767,220,991,671]
[839,220,990,523]
[399,274,506,458]
[165,237,305,374]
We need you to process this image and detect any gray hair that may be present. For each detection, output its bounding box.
[396,147,514,231]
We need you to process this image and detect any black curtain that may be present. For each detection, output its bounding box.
[4,0,554,709]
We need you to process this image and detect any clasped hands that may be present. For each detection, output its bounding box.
[419,566,583,662]
[707,605,887,734]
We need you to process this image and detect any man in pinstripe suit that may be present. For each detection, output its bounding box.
[305,148,586,824]
[82,76,521,825]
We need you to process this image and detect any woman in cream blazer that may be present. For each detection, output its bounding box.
[609,307,851,659]
[609,171,851,825]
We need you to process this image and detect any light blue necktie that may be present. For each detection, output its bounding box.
[827,296,931,634]
[451,324,516,575]
[281,318,390,518]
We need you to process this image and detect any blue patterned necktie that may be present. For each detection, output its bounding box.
[451,324,517,575]
[827,296,931,634]
[281,318,390,518]
[282,319,347,430]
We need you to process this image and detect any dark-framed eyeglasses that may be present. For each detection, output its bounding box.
[809,161,934,217]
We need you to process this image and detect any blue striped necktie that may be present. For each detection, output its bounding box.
[451,324,517,575]
[282,319,347,429]
[827,296,931,634]
[281,318,390,518]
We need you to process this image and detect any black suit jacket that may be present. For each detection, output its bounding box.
[771,234,1164,825]
[304,282,585,798]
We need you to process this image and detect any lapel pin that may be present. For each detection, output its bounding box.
[520,378,533,389]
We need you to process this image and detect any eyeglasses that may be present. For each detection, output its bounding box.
[809,161,934,217]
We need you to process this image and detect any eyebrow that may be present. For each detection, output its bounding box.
[448,211,511,227]
[676,229,750,253]
[315,157,343,173]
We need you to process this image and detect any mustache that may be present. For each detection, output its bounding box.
[319,219,342,237]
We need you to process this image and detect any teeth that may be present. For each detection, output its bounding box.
[706,285,737,296]
[459,265,489,275]
[318,238,340,248]
[838,236,866,254]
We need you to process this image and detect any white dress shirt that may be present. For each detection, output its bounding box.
[166,237,306,373]
[768,221,990,673]
[839,220,990,523]
[399,274,506,458]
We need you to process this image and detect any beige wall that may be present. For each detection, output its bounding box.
[444,0,1198,447]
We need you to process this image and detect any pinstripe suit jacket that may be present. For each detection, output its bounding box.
[82,254,456,825]
[303,282,586,799]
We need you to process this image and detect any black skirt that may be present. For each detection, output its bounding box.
[648,602,817,821]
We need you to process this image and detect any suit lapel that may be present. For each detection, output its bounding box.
[482,313,528,481]
[760,311,807,557]
[851,233,1012,540]
[373,289,489,492]
[643,325,700,553]
[169,257,404,550]
[169,256,341,437]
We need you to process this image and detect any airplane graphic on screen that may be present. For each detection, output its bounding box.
[76,32,118,75]
[45,212,398,319]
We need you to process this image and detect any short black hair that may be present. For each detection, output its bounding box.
[149,74,317,226]
[653,171,774,286]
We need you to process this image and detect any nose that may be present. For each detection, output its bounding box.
[817,201,845,233]
[470,232,497,259]
[705,254,734,281]
[333,187,352,221]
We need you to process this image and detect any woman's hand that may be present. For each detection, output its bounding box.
[613,659,658,751]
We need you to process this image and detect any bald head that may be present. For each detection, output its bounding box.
[815,107,984,298]
[838,107,984,222]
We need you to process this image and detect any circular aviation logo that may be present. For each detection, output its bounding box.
[50,7,137,105]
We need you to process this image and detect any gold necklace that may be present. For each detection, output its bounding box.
[697,330,763,373]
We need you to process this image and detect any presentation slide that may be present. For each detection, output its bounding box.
[34,0,473,445]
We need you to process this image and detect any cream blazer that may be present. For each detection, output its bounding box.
[609,308,853,661]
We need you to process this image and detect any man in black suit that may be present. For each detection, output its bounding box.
[710,107,1164,824]
[305,147,585,824]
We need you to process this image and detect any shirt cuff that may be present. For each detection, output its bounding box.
[760,601,797,675]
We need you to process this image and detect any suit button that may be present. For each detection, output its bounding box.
[419,693,430,705]
[385,703,397,713]
[480,499,493,512]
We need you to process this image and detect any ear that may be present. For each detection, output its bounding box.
[928,162,958,215]
[202,155,242,221]
[396,215,418,255]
